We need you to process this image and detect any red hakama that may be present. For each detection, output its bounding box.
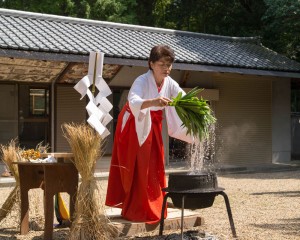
[105,102,167,223]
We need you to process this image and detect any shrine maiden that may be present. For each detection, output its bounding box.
[105,45,194,223]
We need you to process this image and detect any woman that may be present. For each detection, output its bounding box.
[105,45,194,223]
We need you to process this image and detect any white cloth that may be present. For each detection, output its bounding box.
[125,70,194,146]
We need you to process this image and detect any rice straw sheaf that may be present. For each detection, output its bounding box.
[63,123,117,240]
[0,139,24,222]
[168,87,216,141]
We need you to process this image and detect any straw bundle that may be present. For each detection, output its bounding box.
[63,123,117,240]
[0,139,23,222]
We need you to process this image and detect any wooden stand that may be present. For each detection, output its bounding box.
[16,162,78,240]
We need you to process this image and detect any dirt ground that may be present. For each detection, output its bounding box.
[0,169,300,240]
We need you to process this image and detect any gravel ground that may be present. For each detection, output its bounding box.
[0,169,299,239]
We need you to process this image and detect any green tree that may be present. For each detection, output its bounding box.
[135,0,155,26]
[74,0,91,18]
[152,0,266,36]
[262,0,300,61]
[0,0,76,16]
[0,0,138,23]
[90,0,137,23]
[213,0,266,37]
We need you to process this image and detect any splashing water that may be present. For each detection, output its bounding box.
[188,123,216,174]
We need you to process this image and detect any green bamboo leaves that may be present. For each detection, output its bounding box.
[168,87,216,141]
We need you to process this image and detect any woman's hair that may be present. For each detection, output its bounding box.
[148,45,175,69]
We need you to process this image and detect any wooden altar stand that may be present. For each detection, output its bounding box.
[15,153,78,240]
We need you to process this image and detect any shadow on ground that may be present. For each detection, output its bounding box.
[251,190,300,197]
[252,218,300,238]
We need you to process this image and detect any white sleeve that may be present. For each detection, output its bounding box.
[128,77,147,117]
[165,81,195,143]
[128,76,152,146]
[165,106,194,143]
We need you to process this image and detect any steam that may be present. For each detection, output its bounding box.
[188,122,256,172]
[219,123,256,163]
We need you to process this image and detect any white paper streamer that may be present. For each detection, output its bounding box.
[88,52,104,78]
[74,76,91,100]
[74,51,113,139]
[101,128,110,139]
[87,114,106,135]
[95,78,112,99]
[97,96,113,112]
[102,114,113,127]
[86,101,104,119]
[86,89,95,102]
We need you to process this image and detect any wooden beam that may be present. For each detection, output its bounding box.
[180,70,191,87]
[0,56,66,68]
[0,73,57,82]
[55,62,78,84]
[106,65,123,84]
[1,50,299,79]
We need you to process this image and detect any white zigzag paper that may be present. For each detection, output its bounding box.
[95,78,112,99]
[86,101,104,120]
[74,51,113,139]
[74,76,91,100]
[88,52,104,78]
[102,114,113,127]
[97,105,113,127]
[97,96,113,112]
[87,114,106,135]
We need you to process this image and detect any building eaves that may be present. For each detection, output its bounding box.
[0,8,300,76]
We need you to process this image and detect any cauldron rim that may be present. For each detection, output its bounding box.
[168,171,216,176]
[162,187,224,194]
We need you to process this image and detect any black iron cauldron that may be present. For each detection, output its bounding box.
[164,172,224,210]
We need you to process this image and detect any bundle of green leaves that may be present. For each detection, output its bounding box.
[168,87,216,141]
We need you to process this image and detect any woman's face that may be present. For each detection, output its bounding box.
[150,57,173,81]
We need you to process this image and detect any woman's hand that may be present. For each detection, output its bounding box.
[141,96,171,109]
[153,96,171,107]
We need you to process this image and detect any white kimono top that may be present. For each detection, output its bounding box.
[123,70,194,146]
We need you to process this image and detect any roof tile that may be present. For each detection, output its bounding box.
[0,9,299,73]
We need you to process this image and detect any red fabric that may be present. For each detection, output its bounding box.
[105,102,167,223]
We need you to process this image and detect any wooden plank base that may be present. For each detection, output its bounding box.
[106,207,203,237]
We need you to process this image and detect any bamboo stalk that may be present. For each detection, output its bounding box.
[92,52,98,96]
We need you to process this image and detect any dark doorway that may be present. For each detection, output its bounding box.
[18,85,50,149]
[291,79,300,160]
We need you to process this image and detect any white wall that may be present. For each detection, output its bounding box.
[272,78,291,163]
[214,75,272,165]
[109,66,147,87]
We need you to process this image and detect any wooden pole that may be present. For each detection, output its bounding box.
[92,52,98,96]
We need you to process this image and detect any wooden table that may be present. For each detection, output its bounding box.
[15,160,78,240]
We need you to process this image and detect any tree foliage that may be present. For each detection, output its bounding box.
[90,0,137,23]
[0,0,76,16]
[262,0,300,61]
[150,0,298,62]
[0,0,138,23]
[151,0,266,36]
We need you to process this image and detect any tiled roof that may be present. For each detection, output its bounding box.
[0,8,300,73]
